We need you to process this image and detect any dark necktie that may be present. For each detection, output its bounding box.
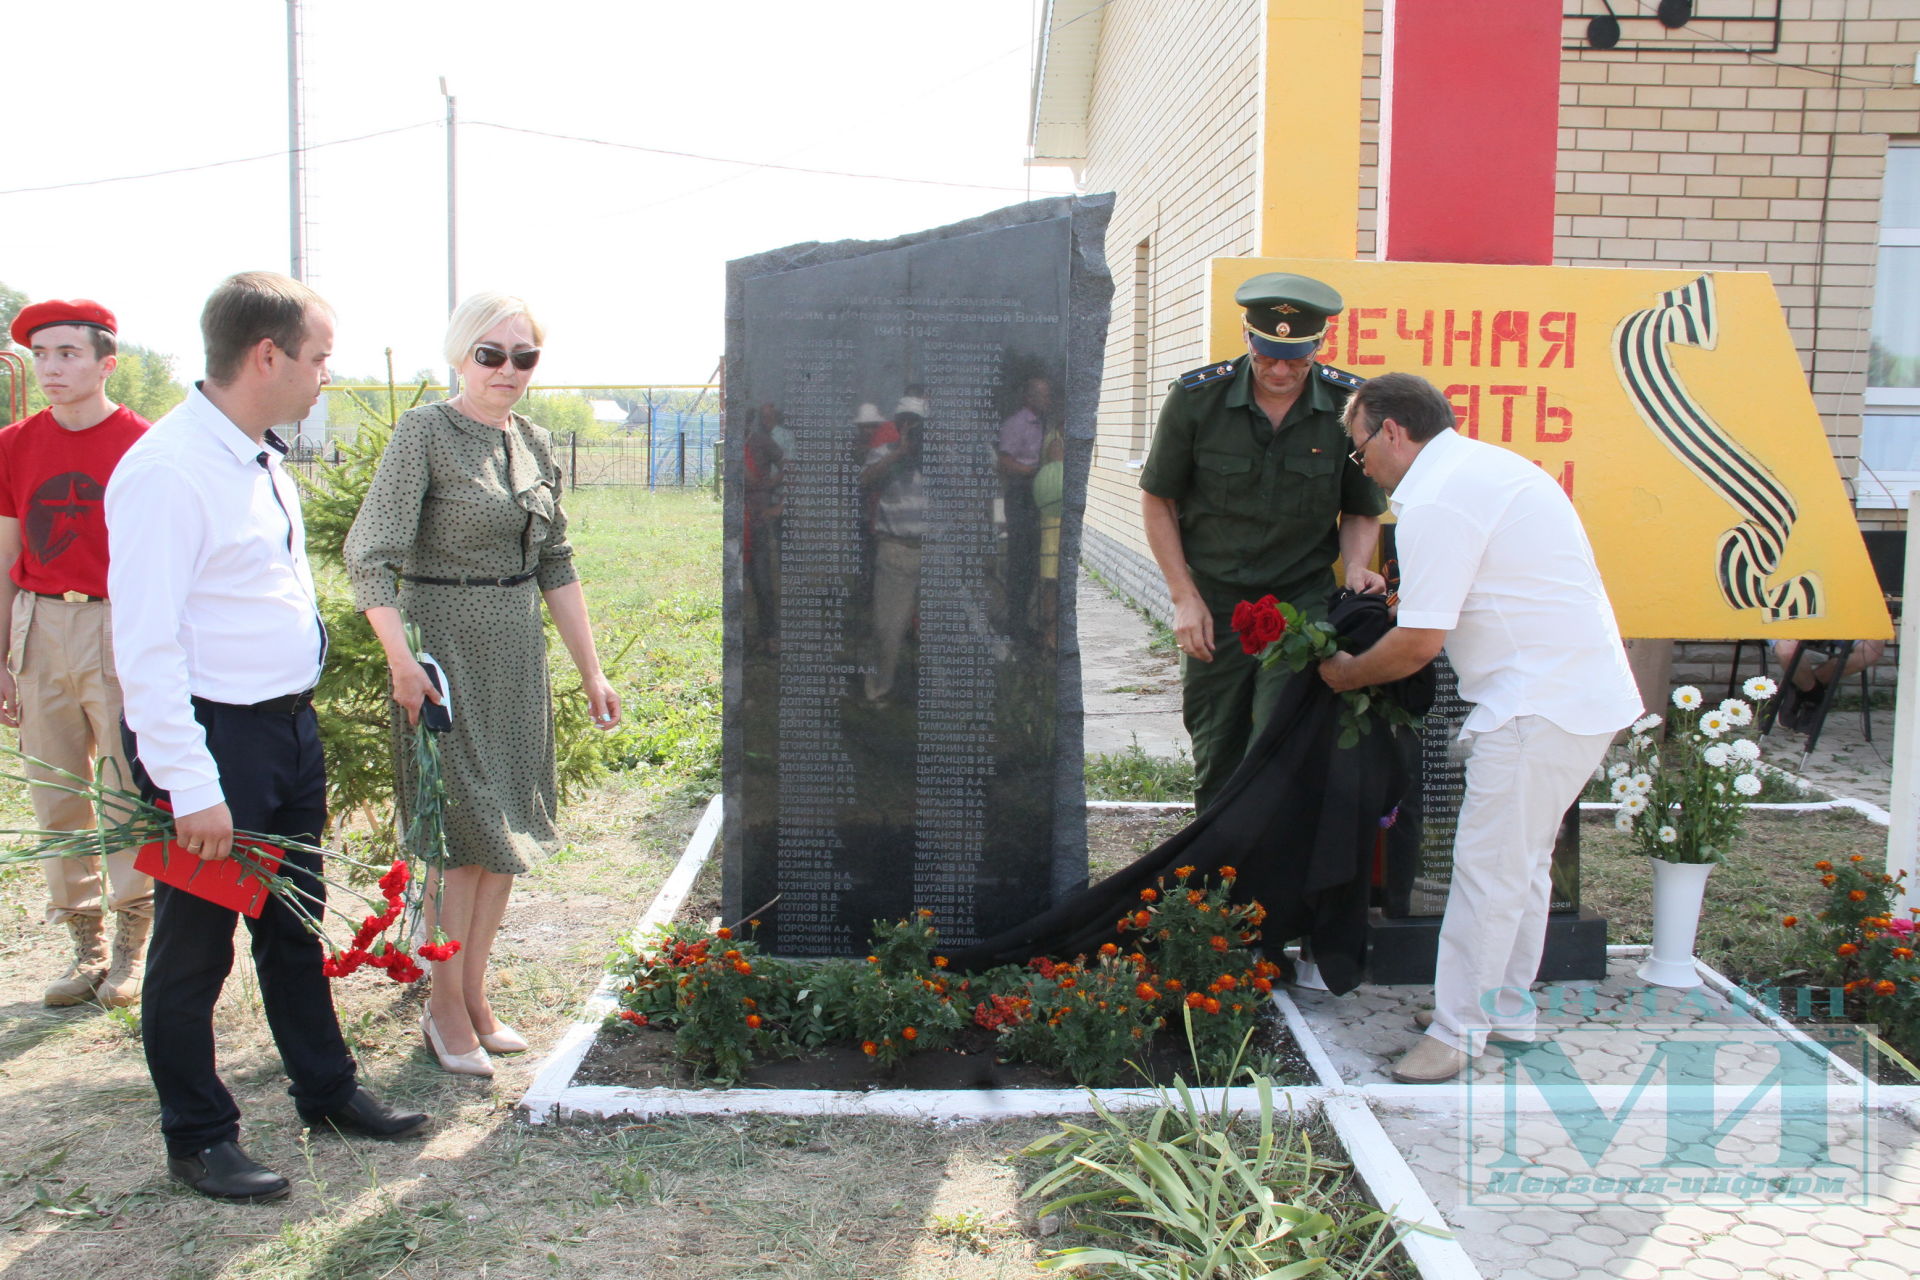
[257,445,330,674]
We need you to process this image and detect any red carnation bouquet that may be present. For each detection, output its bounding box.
[1230,595,1421,747]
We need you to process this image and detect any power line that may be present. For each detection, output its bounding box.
[0,120,441,197]
[466,121,1050,194]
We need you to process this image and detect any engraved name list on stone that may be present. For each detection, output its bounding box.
[723,197,1113,957]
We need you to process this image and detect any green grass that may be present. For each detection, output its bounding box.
[562,487,723,792]
[1084,741,1195,802]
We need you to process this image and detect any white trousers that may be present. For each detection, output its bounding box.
[1428,715,1614,1054]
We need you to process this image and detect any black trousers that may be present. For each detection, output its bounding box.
[124,700,357,1156]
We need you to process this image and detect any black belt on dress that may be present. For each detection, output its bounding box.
[27,589,105,603]
[192,689,315,716]
[399,569,538,587]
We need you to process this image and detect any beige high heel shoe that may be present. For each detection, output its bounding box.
[475,1023,529,1054]
[421,1011,493,1077]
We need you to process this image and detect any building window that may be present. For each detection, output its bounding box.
[1860,142,1920,508]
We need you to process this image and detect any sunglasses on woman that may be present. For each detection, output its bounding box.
[472,343,540,371]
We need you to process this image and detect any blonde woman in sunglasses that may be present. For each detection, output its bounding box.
[344,292,621,1075]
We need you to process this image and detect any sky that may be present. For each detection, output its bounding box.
[1,0,1079,388]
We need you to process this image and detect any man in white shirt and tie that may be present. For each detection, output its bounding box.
[1319,372,1642,1084]
[107,272,426,1203]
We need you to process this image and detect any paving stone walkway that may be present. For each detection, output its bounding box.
[1288,957,1920,1278]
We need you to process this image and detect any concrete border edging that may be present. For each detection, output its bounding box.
[522,793,722,1122]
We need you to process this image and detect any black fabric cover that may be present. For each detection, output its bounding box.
[940,592,1434,995]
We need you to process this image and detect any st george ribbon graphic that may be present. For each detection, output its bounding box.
[1613,273,1821,622]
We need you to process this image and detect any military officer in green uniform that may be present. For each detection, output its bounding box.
[1140,272,1387,813]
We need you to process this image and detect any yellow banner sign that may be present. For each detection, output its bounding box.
[1209,256,1892,641]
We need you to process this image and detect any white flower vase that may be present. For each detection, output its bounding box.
[1637,858,1714,989]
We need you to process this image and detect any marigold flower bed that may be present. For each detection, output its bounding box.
[575,866,1314,1091]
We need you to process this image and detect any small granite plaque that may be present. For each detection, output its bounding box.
[722,196,1114,955]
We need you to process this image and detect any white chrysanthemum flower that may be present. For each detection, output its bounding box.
[1631,734,1653,753]
[1623,794,1649,815]
[1734,773,1763,797]
[1633,713,1663,734]
[1609,761,1631,779]
[1732,738,1760,761]
[1614,808,1634,832]
[1702,744,1731,768]
[1631,772,1653,794]
[1673,686,1703,710]
[1719,699,1752,727]
[1610,777,1633,800]
[1714,782,1726,794]
[1744,676,1778,701]
[1647,753,1660,772]
[1699,711,1729,738]
[1658,825,1678,844]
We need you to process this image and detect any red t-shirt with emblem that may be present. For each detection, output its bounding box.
[0,405,149,597]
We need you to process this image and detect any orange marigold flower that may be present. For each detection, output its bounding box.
[1134,910,1152,928]
[1100,942,1120,957]
[1165,977,1182,990]
[1219,865,1238,879]
[1215,973,1237,990]
[1782,916,1798,928]
[743,996,758,1008]
[1852,855,1866,862]
[919,908,934,917]
[733,960,753,975]
[902,1026,919,1040]
[1875,980,1899,997]
[1203,997,1221,1014]
[1210,936,1229,952]
[1187,889,1206,906]
[1844,980,1864,994]
[1815,861,1833,871]
[1140,888,1159,903]
[934,956,950,968]
[1822,875,1838,887]
[1895,947,1914,960]
[1186,992,1206,1008]
[745,1014,763,1029]
[1252,977,1273,994]
[867,955,879,964]
[1136,982,1159,1001]
[1850,890,1868,902]
[861,1040,879,1056]
[723,949,742,960]
[749,918,762,928]
[1176,865,1197,879]
[715,927,733,940]
[1838,943,1859,957]
[619,1010,648,1026]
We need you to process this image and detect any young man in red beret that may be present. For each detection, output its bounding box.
[0,299,154,1007]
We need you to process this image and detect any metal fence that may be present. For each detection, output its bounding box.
[559,414,722,488]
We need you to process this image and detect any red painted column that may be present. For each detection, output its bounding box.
[1378,0,1563,266]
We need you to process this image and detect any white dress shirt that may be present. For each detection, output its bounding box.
[1391,427,1641,737]
[105,385,325,816]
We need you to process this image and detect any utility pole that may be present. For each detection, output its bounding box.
[442,75,458,391]
[287,0,308,280]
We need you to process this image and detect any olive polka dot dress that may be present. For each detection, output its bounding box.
[345,402,579,874]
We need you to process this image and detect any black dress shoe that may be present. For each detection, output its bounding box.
[167,1141,291,1204]
[297,1085,429,1139]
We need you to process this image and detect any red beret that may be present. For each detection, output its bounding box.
[10,299,117,348]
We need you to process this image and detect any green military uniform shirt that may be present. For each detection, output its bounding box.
[1139,355,1386,617]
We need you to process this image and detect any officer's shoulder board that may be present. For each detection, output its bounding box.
[1176,360,1236,390]
[1314,363,1364,391]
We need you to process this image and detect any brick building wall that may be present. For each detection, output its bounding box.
[1057,0,1920,615]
